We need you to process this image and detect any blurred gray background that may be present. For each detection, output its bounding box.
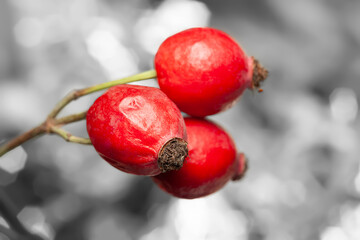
[1,0,360,239]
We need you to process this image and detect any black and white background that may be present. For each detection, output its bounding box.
[1,0,360,239]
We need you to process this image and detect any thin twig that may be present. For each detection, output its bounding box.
[54,111,87,125]
[79,69,157,96]
[48,69,156,118]
[50,126,92,145]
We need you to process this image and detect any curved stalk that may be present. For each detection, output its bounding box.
[0,69,157,157]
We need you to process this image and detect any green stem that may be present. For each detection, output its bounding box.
[80,69,157,95]
[54,111,88,125]
[50,126,92,145]
[48,69,157,118]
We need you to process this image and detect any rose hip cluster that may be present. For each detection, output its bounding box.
[86,27,266,199]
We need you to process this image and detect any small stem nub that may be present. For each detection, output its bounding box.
[232,152,248,181]
[251,57,268,90]
[158,138,188,172]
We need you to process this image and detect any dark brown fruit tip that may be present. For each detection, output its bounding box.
[251,56,268,91]
[158,138,188,172]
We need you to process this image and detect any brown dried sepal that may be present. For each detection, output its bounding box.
[158,138,188,173]
[251,56,268,91]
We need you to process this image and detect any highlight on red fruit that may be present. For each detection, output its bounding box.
[152,117,245,199]
[155,27,268,117]
[86,85,188,176]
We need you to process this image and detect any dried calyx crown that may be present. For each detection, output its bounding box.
[158,138,188,172]
[251,57,268,92]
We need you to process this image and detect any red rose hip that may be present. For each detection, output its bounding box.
[86,85,188,176]
[155,27,268,117]
[152,117,245,199]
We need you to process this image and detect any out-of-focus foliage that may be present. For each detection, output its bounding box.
[0,0,359,240]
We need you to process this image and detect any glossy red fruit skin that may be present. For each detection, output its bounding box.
[152,117,239,199]
[155,27,253,117]
[86,85,187,176]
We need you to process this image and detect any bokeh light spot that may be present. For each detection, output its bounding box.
[14,17,44,48]
[17,206,54,240]
[0,146,27,174]
[135,0,210,54]
[330,88,358,124]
